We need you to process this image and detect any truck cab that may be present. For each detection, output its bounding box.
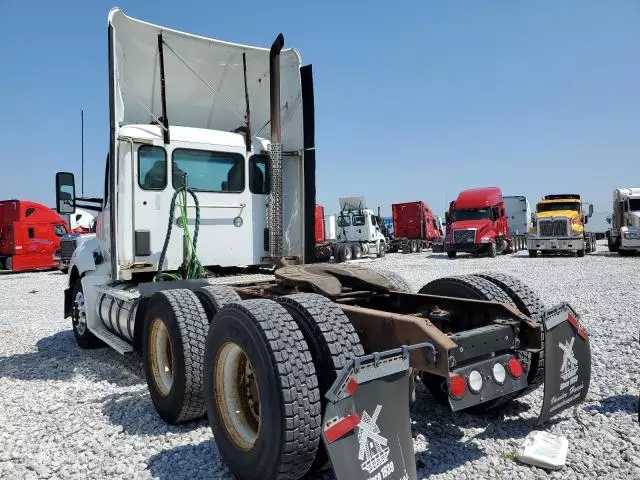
[527,194,594,257]
[0,200,68,272]
[445,187,509,258]
[608,187,640,255]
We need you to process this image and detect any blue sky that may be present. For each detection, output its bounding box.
[1,1,638,226]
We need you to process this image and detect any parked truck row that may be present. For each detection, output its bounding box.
[50,9,592,480]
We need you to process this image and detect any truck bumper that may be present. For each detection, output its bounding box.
[445,242,487,254]
[620,238,640,251]
[527,237,584,252]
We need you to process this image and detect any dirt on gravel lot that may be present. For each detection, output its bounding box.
[0,241,638,480]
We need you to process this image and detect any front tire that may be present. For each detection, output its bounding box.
[143,289,209,424]
[70,278,102,349]
[447,250,457,259]
[204,300,321,480]
[528,249,538,257]
[488,241,497,258]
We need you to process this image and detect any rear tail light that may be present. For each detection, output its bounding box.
[508,357,524,379]
[448,374,466,400]
[492,363,506,385]
[467,370,483,394]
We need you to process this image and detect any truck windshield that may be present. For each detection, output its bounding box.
[537,202,580,213]
[353,215,366,226]
[453,209,492,221]
[629,199,640,211]
[337,215,351,227]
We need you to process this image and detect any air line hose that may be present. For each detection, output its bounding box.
[154,186,204,281]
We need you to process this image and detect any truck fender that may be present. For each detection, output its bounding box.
[67,236,107,286]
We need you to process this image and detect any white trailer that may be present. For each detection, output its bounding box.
[503,195,531,236]
[607,187,640,256]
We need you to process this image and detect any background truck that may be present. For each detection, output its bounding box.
[388,201,443,253]
[444,187,516,258]
[503,195,532,235]
[314,197,387,262]
[0,199,69,272]
[606,187,640,256]
[54,208,98,273]
[53,9,591,480]
[527,194,595,257]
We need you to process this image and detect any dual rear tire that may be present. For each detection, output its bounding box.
[205,294,364,479]
[142,284,363,479]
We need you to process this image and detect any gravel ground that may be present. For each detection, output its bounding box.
[0,241,639,479]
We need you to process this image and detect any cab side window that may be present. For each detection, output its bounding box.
[139,146,167,190]
[249,155,269,194]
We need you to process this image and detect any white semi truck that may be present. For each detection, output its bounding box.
[53,9,592,480]
[607,187,640,256]
[333,196,387,260]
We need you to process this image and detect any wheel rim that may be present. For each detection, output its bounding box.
[149,318,174,396]
[215,342,261,451]
[73,291,87,336]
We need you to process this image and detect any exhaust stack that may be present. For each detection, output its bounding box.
[268,33,285,261]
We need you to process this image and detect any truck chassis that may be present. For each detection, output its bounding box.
[64,263,589,479]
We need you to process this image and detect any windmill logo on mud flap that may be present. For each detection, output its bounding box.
[358,405,393,477]
[559,337,579,390]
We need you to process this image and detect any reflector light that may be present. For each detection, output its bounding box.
[468,370,483,394]
[508,357,523,378]
[448,374,466,399]
[567,312,588,341]
[345,378,358,396]
[324,413,361,443]
[492,363,506,385]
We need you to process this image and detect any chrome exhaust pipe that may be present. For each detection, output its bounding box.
[268,33,284,260]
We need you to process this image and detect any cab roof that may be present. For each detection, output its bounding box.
[454,187,502,209]
[118,124,247,148]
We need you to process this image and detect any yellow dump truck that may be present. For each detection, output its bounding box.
[527,194,595,257]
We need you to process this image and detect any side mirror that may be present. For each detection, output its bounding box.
[56,172,76,214]
[445,212,451,224]
[606,216,612,225]
[588,204,594,217]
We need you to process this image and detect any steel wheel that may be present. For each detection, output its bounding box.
[72,291,87,336]
[215,342,261,451]
[149,318,174,396]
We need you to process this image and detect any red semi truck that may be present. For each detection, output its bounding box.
[0,200,69,272]
[445,187,515,258]
[389,201,443,253]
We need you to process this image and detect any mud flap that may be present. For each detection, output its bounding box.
[321,343,436,480]
[538,303,591,424]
